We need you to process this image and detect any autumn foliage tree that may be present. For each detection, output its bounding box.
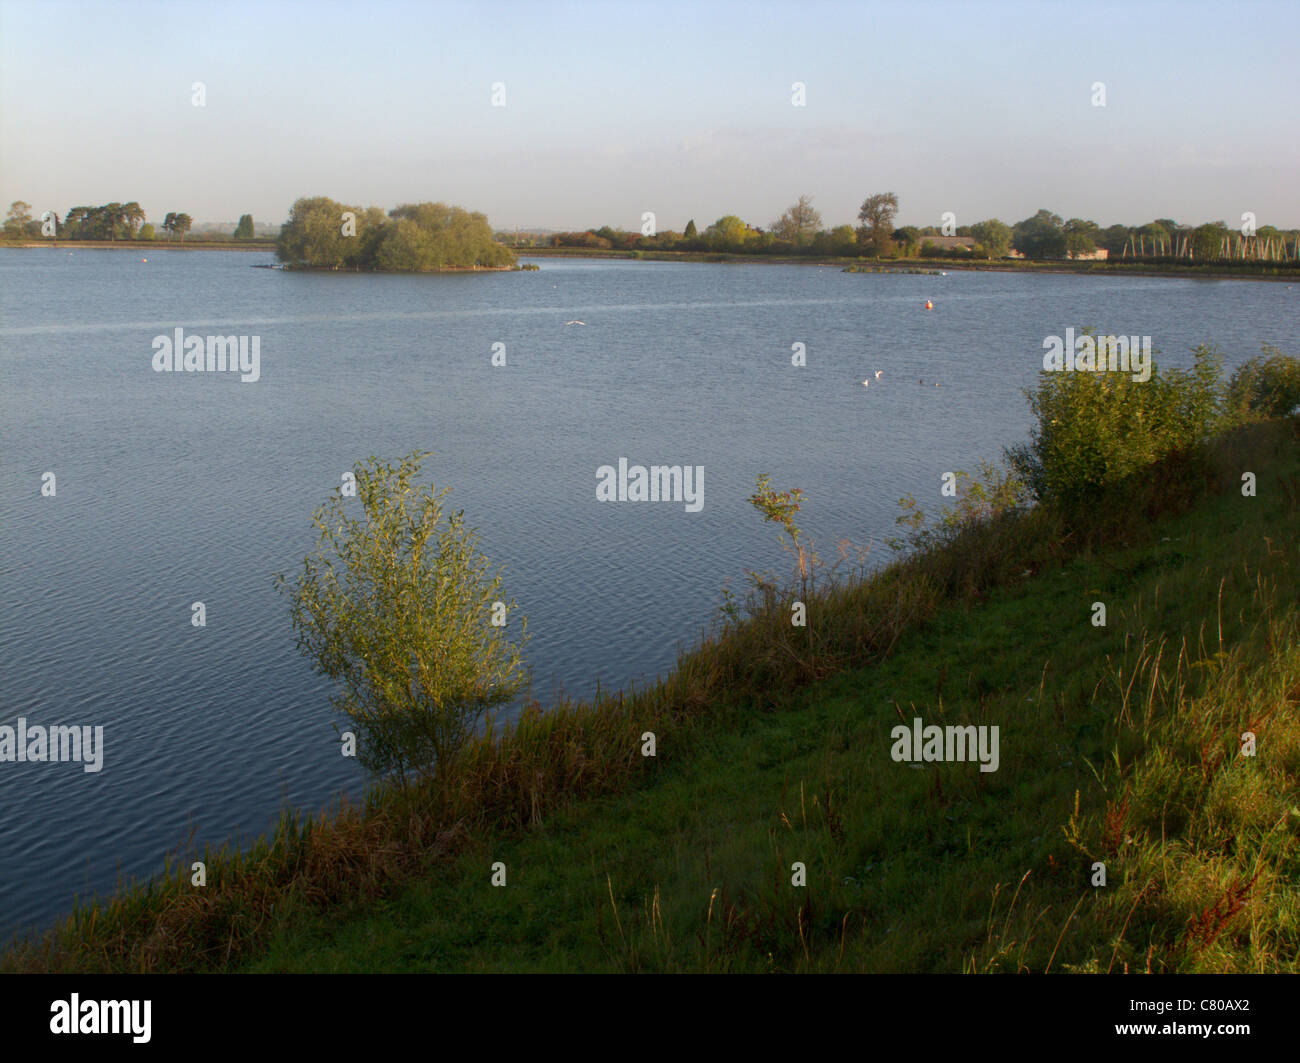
[857,192,899,256]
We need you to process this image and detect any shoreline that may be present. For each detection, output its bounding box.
[6,240,274,252]
[280,263,518,273]
[5,405,1298,972]
[3,242,518,272]
[7,240,1297,280]
[512,246,1300,282]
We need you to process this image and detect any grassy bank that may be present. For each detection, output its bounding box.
[238,418,1300,973]
[4,379,1297,971]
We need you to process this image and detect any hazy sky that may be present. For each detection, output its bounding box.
[2,0,1297,232]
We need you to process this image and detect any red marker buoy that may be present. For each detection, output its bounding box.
[925,300,933,310]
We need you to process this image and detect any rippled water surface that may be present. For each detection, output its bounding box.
[0,247,1294,937]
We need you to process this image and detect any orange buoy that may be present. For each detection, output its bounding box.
[141,258,147,263]
[925,300,933,310]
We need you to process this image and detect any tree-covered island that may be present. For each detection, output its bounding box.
[276,196,518,271]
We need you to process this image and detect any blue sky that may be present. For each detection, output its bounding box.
[2,0,1297,231]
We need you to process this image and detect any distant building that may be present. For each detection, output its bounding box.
[1006,247,1110,261]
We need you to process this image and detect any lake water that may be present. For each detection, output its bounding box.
[0,248,1295,938]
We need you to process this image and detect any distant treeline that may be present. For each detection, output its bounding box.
[276,197,516,271]
[503,195,1300,264]
[3,200,261,243]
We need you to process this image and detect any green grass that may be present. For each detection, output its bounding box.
[233,418,1300,973]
